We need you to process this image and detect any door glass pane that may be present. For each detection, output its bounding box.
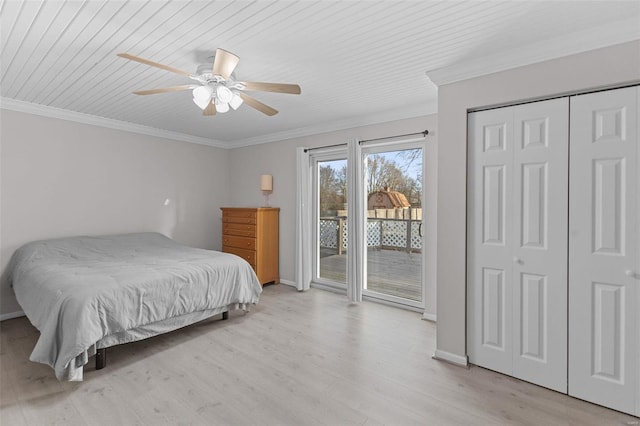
[365,148,422,302]
[317,158,347,284]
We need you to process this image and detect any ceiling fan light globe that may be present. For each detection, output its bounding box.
[216,85,233,104]
[193,85,213,102]
[215,100,230,113]
[229,92,244,110]
[193,96,211,110]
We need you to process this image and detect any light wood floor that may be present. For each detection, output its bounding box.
[1,285,637,426]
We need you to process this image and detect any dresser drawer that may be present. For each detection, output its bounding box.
[223,216,256,225]
[223,245,256,265]
[223,210,257,224]
[222,222,256,237]
[222,235,256,250]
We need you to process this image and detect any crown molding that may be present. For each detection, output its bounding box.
[426,18,640,86]
[229,100,438,148]
[0,97,437,150]
[0,97,228,148]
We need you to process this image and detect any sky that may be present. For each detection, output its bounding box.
[320,148,422,180]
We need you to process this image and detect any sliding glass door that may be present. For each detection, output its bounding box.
[312,152,348,288]
[309,139,425,309]
[362,143,423,307]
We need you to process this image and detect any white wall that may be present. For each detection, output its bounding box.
[435,40,640,361]
[0,110,230,316]
[227,115,438,315]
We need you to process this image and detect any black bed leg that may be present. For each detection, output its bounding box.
[96,348,106,370]
[222,311,229,320]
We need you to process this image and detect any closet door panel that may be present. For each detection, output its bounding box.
[468,108,514,375]
[468,98,569,390]
[569,86,638,415]
[512,99,568,392]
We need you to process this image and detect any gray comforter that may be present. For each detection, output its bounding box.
[8,232,262,381]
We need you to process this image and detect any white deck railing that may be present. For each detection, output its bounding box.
[319,217,422,253]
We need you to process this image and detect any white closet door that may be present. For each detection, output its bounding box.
[512,99,568,392]
[569,86,639,415]
[468,107,514,375]
[468,99,568,392]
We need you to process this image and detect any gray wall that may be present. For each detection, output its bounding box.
[0,110,230,316]
[226,114,439,315]
[435,40,640,360]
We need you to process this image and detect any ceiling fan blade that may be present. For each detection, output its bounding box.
[133,85,194,95]
[238,93,278,116]
[242,82,301,95]
[117,53,192,78]
[203,102,216,116]
[212,48,240,80]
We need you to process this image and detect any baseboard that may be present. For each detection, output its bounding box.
[310,282,347,295]
[422,312,437,322]
[433,349,469,368]
[0,310,25,321]
[278,279,296,288]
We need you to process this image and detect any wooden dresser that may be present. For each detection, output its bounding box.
[220,207,279,285]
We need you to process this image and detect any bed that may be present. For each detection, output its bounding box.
[8,232,262,381]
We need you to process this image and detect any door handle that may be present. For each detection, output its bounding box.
[418,222,423,237]
[625,270,639,279]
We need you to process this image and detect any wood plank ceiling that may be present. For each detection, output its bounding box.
[1,1,638,147]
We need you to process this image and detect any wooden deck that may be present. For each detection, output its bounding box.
[319,249,421,301]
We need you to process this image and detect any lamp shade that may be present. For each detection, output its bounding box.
[215,99,229,113]
[229,92,244,110]
[216,85,233,103]
[260,174,273,191]
[193,96,211,110]
[192,86,212,109]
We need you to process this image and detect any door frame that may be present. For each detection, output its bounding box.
[360,139,426,310]
[302,136,433,315]
[310,148,349,290]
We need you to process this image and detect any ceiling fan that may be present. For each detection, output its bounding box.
[117,48,301,116]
